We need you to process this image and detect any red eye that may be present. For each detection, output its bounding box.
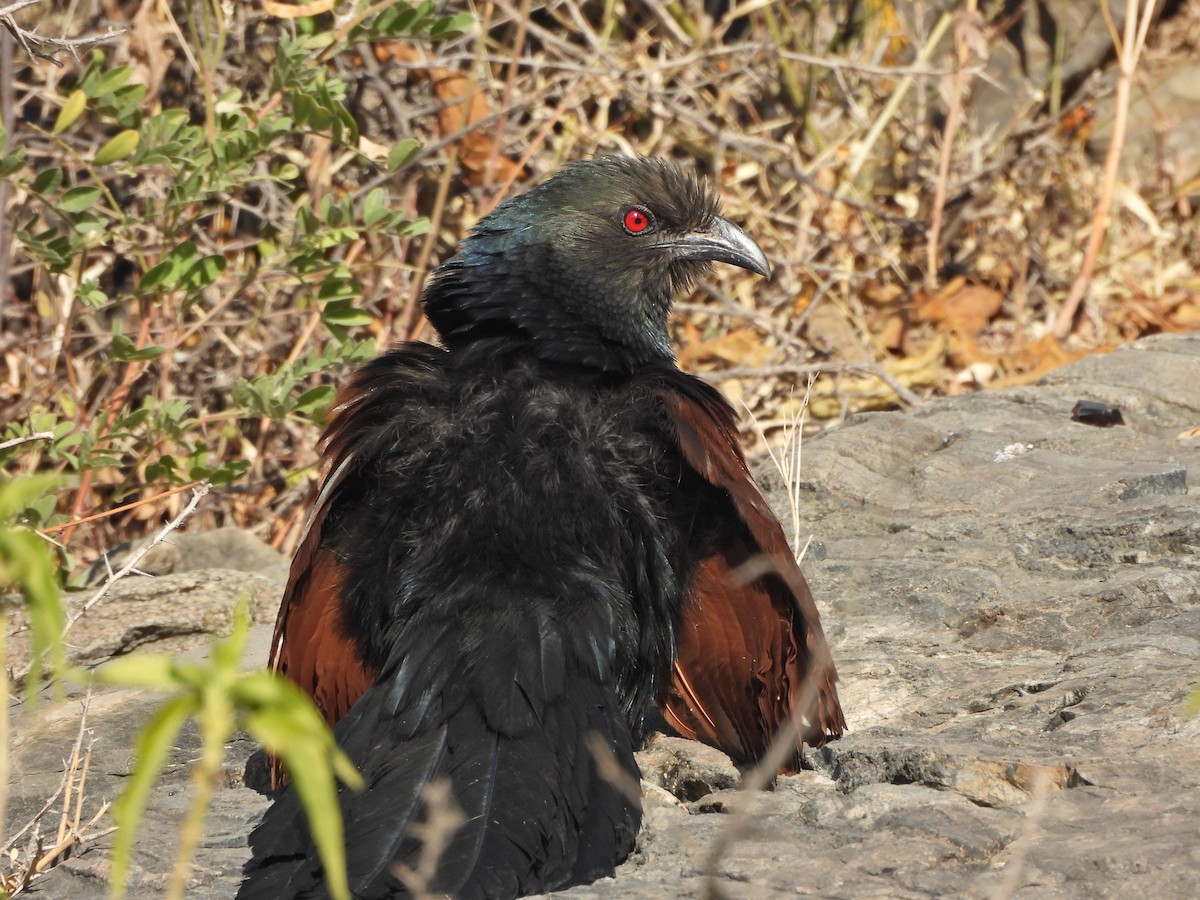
[622,207,652,234]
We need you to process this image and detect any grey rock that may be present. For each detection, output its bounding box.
[637,736,742,802]
[921,1,1169,143]
[1088,62,1200,189]
[85,526,290,584]
[4,628,275,900]
[7,569,282,677]
[10,334,1200,898]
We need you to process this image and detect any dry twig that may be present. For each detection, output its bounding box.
[1,692,113,895]
[0,0,124,66]
[0,431,54,453]
[925,5,985,290]
[390,779,467,899]
[1052,0,1158,339]
[702,662,826,898]
[987,768,1054,899]
[66,483,211,631]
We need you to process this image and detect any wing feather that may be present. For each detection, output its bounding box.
[657,373,845,772]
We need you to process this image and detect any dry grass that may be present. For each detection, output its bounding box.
[0,694,113,896]
[390,778,468,899]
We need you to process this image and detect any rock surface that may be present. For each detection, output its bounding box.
[7,334,1200,897]
[7,527,285,677]
[927,1,1200,190]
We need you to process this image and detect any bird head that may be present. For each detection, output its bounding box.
[423,157,770,372]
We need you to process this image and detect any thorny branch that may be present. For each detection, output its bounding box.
[0,0,124,66]
[5,484,211,688]
[67,482,211,630]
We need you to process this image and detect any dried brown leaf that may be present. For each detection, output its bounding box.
[914,279,1003,337]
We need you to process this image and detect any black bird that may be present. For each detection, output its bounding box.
[240,157,844,899]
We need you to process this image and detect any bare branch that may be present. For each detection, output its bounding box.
[67,483,211,630]
[1,692,113,894]
[0,431,54,452]
[0,0,125,67]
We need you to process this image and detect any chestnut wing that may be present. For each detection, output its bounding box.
[657,374,845,772]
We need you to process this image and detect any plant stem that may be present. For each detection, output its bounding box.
[165,727,223,900]
[1052,0,1156,339]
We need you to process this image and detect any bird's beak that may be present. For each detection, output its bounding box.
[665,215,771,279]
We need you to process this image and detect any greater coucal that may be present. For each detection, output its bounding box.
[240,157,844,899]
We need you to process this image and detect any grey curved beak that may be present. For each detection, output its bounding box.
[666,215,771,279]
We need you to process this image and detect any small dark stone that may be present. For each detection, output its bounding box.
[1071,399,1125,426]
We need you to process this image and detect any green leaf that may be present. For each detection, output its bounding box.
[333,104,358,146]
[400,216,432,237]
[292,93,333,131]
[321,299,372,327]
[0,476,65,702]
[294,385,335,415]
[88,65,133,99]
[182,254,226,292]
[59,186,102,213]
[316,274,358,303]
[53,90,87,133]
[0,474,59,522]
[138,259,177,292]
[110,83,149,122]
[361,188,389,227]
[84,454,122,469]
[92,129,140,166]
[111,333,167,362]
[32,167,63,194]
[95,653,177,689]
[276,740,354,900]
[243,681,362,900]
[229,670,288,709]
[71,211,105,237]
[22,492,58,524]
[385,5,420,34]
[139,241,200,293]
[386,138,421,172]
[207,459,249,486]
[408,0,438,34]
[115,407,151,430]
[144,458,178,482]
[431,12,474,39]
[0,145,25,178]
[109,695,195,900]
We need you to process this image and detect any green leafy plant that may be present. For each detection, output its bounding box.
[6,4,472,534]
[94,604,362,900]
[0,474,66,695]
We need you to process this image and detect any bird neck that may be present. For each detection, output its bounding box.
[422,241,675,374]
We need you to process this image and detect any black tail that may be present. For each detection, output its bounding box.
[239,621,641,899]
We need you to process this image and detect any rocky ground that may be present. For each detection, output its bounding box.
[7,333,1200,898]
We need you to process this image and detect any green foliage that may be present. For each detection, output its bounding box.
[95,604,362,900]
[7,2,466,526]
[232,339,375,420]
[0,475,66,698]
[351,0,472,41]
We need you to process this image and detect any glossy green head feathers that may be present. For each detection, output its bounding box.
[423,157,770,371]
